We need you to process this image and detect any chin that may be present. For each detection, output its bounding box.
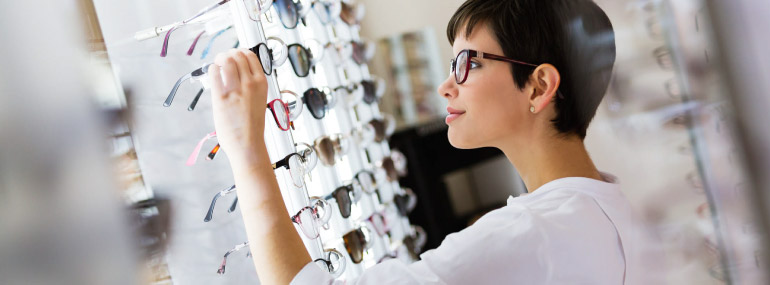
[447,126,479,149]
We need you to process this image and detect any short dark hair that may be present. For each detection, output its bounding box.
[447,0,616,139]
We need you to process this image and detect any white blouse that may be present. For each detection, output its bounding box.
[292,173,665,284]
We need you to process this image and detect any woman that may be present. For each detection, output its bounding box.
[208,0,662,284]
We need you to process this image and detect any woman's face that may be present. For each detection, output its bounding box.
[438,24,532,149]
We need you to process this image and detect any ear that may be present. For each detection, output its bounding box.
[528,64,561,113]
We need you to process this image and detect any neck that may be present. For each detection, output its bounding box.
[499,133,603,193]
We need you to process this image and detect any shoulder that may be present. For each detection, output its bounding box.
[419,189,623,284]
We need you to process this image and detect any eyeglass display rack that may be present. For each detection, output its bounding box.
[115,0,420,282]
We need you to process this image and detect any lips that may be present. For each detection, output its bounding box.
[445,107,466,124]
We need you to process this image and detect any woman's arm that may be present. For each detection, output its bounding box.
[209,49,310,284]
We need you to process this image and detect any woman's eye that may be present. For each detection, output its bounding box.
[470,61,481,69]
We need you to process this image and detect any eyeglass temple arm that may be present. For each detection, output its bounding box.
[188,88,205,111]
[164,73,193,107]
[477,51,540,67]
[204,185,236,222]
[228,196,238,213]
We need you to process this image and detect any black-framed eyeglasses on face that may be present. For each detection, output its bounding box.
[449,49,539,84]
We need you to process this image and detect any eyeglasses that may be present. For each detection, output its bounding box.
[186,96,301,166]
[378,149,408,181]
[314,248,346,278]
[268,90,304,131]
[450,49,539,84]
[200,26,233,59]
[354,170,377,194]
[157,0,232,57]
[302,87,337,119]
[349,123,376,147]
[188,40,239,112]
[273,152,311,187]
[204,184,237,222]
[366,212,389,236]
[163,37,287,108]
[313,133,350,166]
[272,143,318,188]
[187,131,217,166]
[343,226,372,264]
[185,30,206,56]
[305,0,335,25]
[322,181,363,219]
[393,187,417,217]
[291,198,333,239]
[216,241,250,275]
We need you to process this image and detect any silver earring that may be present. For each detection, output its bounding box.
[529,106,535,113]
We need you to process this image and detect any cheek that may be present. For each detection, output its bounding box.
[449,76,526,148]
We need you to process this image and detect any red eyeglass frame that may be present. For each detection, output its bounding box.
[267,98,292,131]
[451,49,539,84]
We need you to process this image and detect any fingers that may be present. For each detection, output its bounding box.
[231,49,254,83]
[241,49,263,79]
[214,52,240,92]
[208,64,224,96]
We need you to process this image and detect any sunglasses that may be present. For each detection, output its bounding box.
[302,87,336,119]
[322,181,363,219]
[350,41,375,65]
[291,198,333,239]
[313,133,350,166]
[403,225,427,259]
[450,49,539,84]
[314,248,346,278]
[339,2,364,26]
[393,187,417,217]
[287,42,322,77]
[216,241,251,275]
[343,226,373,264]
[368,114,396,143]
[377,149,408,181]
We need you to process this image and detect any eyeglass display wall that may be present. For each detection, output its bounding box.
[91,0,422,283]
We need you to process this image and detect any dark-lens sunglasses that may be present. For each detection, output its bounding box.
[322,181,363,218]
[343,226,372,264]
[302,87,336,119]
[287,43,320,77]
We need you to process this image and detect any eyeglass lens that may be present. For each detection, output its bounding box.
[343,228,367,264]
[276,0,300,29]
[304,88,328,119]
[288,44,311,77]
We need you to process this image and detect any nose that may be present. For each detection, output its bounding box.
[438,73,458,100]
